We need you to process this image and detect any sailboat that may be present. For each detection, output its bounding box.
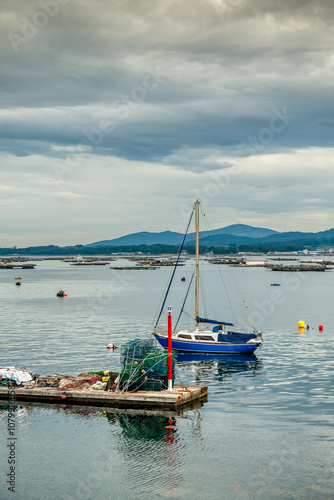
[153,201,263,354]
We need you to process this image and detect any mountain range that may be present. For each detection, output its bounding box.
[85,224,277,247]
[85,224,334,248]
[1,224,334,257]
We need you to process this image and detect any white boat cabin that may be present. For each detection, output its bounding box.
[173,328,259,344]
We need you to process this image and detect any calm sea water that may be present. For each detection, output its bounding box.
[0,257,334,500]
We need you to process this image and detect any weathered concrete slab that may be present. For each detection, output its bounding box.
[0,384,207,411]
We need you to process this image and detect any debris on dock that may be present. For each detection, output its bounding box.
[0,340,207,410]
[0,368,207,411]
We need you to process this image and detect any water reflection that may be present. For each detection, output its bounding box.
[106,411,184,498]
[105,412,178,443]
[176,352,260,363]
[176,352,262,372]
[2,402,189,499]
[10,401,181,445]
[177,353,263,395]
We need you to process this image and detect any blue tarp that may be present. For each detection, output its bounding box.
[217,332,257,343]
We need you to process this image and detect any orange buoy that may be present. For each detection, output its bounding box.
[319,324,323,331]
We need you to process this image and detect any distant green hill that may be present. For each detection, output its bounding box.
[85,230,184,247]
[1,227,333,256]
[86,224,278,247]
[198,228,334,249]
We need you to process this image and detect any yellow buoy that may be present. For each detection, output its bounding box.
[298,320,305,329]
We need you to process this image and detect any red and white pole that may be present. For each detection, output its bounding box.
[167,305,173,391]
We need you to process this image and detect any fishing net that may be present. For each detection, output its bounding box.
[117,339,176,392]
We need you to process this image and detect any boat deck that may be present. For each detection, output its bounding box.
[0,384,207,411]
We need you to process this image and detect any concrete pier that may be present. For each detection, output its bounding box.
[0,384,207,411]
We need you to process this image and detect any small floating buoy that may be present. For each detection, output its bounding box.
[107,343,117,351]
[319,324,323,331]
[62,392,67,400]
[298,320,305,329]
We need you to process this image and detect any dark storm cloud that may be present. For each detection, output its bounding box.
[1,0,334,245]
[1,0,333,165]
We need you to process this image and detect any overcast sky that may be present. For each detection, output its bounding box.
[1,0,334,246]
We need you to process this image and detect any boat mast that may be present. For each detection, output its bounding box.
[195,200,199,328]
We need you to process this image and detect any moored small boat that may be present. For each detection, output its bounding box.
[154,328,261,354]
[153,201,263,354]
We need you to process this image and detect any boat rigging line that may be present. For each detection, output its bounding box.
[200,204,249,317]
[154,205,195,329]
[174,273,194,332]
[199,204,237,324]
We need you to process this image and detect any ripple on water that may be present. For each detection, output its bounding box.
[1,261,334,499]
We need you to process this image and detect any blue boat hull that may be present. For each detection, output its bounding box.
[153,333,261,354]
